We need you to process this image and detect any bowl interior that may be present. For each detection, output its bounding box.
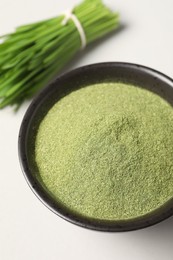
[19,62,173,231]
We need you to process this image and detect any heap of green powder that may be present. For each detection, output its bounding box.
[35,82,173,220]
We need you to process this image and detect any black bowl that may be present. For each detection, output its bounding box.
[19,62,173,232]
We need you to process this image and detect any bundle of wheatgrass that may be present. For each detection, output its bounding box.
[0,0,119,109]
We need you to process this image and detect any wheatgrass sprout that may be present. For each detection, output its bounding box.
[0,0,119,108]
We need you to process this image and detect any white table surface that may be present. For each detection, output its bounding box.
[0,0,173,259]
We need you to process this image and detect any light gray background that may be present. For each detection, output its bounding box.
[0,0,173,259]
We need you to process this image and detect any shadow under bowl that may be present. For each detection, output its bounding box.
[18,62,173,232]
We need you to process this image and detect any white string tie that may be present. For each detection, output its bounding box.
[61,10,87,50]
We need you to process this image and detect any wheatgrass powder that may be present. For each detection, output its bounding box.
[35,83,173,220]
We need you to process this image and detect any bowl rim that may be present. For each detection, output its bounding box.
[18,62,173,232]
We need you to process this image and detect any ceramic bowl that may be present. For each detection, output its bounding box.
[19,62,173,231]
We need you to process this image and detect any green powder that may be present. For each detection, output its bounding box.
[35,82,173,221]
